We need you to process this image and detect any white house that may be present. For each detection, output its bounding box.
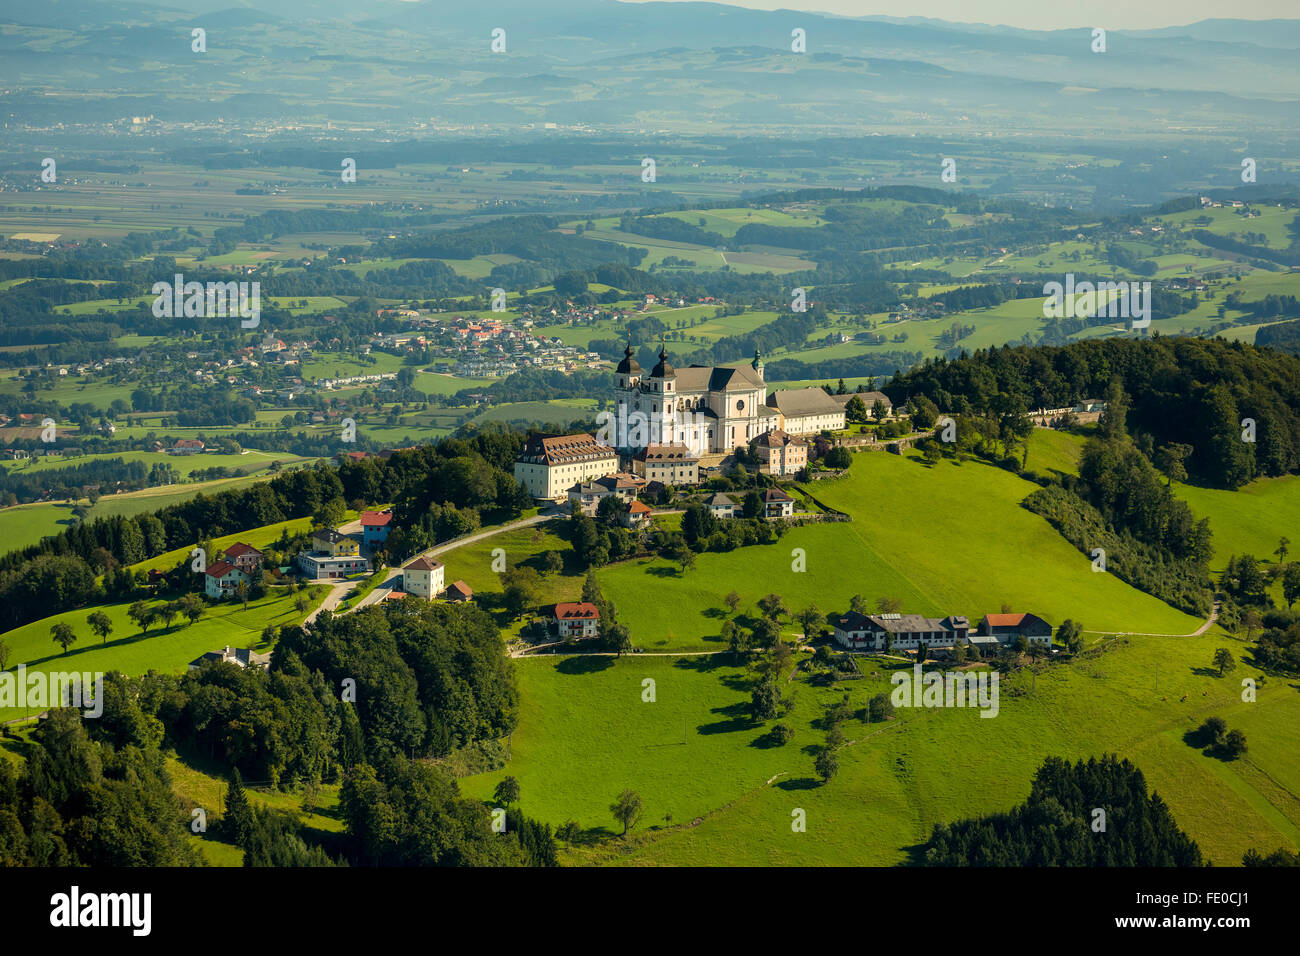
[554,602,600,639]
[402,556,445,598]
[204,561,248,600]
[705,492,737,519]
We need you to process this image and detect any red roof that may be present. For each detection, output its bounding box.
[446,580,473,598]
[554,602,600,621]
[223,542,262,559]
[361,511,392,527]
[628,500,652,514]
[205,560,239,578]
[984,613,1028,627]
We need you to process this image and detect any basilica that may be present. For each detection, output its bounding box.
[612,343,778,455]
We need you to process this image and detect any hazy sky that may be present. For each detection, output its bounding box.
[624,0,1295,31]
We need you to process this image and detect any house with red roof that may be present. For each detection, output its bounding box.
[360,510,393,549]
[204,560,248,600]
[553,602,600,640]
[222,542,264,575]
[976,613,1053,647]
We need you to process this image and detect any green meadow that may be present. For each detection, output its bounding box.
[600,450,1200,651]
[0,586,327,724]
[460,629,1297,866]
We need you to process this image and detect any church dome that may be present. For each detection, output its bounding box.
[616,342,641,375]
[650,345,675,379]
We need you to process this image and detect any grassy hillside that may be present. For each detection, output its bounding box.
[601,450,1201,649]
[0,586,326,723]
[460,629,1297,866]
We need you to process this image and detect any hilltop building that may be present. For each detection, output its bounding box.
[514,433,619,500]
[613,345,775,455]
[765,387,846,434]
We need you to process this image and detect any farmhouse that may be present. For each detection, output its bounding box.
[631,443,700,485]
[977,612,1053,647]
[514,432,619,500]
[832,611,971,652]
[752,429,808,477]
[765,387,847,434]
[554,601,600,639]
[221,542,263,575]
[169,438,205,455]
[203,561,248,600]
[402,555,445,598]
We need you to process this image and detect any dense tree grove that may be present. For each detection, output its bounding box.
[890,337,1300,489]
[921,755,1205,866]
[0,599,552,867]
[0,708,202,866]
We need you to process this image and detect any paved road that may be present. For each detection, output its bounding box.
[417,510,561,562]
[304,578,361,625]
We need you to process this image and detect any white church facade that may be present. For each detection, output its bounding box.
[610,344,779,455]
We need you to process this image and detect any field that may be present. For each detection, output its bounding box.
[600,450,1201,652]
[461,630,1299,866]
[0,586,327,724]
[465,444,1300,866]
[1,469,313,552]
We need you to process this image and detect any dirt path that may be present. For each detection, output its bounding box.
[1083,601,1220,639]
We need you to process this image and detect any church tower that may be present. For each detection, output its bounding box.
[751,348,765,382]
[647,342,677,445]
[613,339,642,452]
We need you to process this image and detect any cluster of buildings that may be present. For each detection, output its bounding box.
[512,355,894,503]
[831,610,1054,655]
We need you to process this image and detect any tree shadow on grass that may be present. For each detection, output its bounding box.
[1181,726,1242,762]
[673,655,731,673]
[555,655,615,675]
[645,566,680,578]
[701,607,728,620]
[695,715,758,736]
[1191,667,1225,679]
[775,776,821,791]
